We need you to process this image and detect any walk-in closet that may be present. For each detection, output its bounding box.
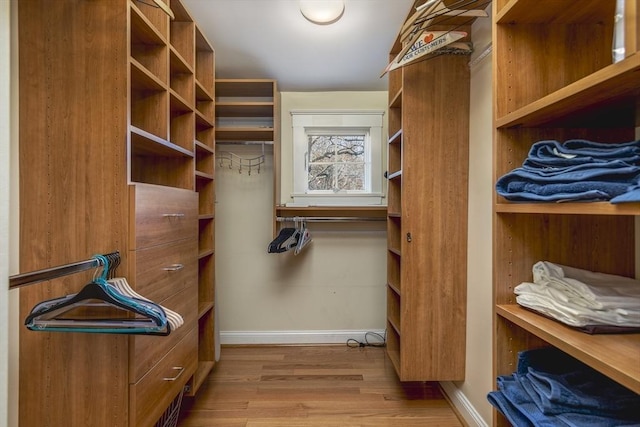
[2,0,638,426]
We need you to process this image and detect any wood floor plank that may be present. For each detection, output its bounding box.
[178,346,463,427]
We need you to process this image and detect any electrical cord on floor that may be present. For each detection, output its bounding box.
[346,330,386,348]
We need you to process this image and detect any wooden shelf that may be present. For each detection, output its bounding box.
[130,126,193,158]
[198,249,214,259]
[195,140,214,154]
[195,171,214,181]
[216,102,275,117]
[388,129,402,145]
[388,248,401,257]
[387,170,402,180]
[185,361,215,398]
[198,301,215,318]
[496,54,640,129]
[497,305,640,394]
[389,88,402,108]
[195,81,213,102]
[130,59,166,91]
[495,201,640,216]
[215,127,274,142]
[496,0,615,24]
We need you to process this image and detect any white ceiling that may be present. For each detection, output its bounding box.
[182,0,415,92]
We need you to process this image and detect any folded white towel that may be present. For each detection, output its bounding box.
[515,282,640,327]
[515,262,640,328]
[532,261,640,310]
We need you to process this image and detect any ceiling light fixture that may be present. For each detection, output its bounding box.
[299,0,345,25]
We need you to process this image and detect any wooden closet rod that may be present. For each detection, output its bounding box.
[8,251,119,289]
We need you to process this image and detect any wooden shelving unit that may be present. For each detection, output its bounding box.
[190,18,217,398]
[215,79,278,143]
[17,0,216,425]
[382,0,484,382]
[492,0,640,425]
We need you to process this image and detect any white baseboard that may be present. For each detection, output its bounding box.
[220,329,386,346]
[440,381,489,427]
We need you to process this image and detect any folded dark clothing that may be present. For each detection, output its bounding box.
[496,161,640,202]
[526,139,640,167]
[527,367,640,420]
[516,348,640,420]
[499,160,640,182]
[523,155,640,169]
[497,375,564,426]
[487,390,536,427]
[611,185,640,203]
[562,139,640,157]
[505,180,631,198]
[497,139,640,202]
[557,413,640,427]
[516,347,580,376]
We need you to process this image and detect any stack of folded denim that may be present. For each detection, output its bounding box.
[514,261,640,333]
[496,139,640,203]
[487,347,640,426]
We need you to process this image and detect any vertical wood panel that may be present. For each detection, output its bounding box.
[18,1,130,425]
[398,54,470,381]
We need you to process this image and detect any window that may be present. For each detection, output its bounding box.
[307,131,367,192]
[290,110,384,206]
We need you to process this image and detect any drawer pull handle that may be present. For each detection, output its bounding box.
[162,366,185,382]
[162,264,184,272]
[162,213,185,218]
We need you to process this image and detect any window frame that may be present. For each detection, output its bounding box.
[290,110,385,207]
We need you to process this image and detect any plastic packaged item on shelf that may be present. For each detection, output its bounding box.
[613,0,625,63]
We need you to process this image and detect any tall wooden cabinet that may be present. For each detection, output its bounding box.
[18,0,215,425]
[492,0,640,425]
[385,10,471,381]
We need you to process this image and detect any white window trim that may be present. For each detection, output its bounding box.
[289,110,385,207]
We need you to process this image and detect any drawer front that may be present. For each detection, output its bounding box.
[130,284,198,382]
[130,329,197,427]
[130,238,197,303]
[130,183,198,249]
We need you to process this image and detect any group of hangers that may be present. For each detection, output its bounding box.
[268,218,312,255]
[24,253,182,335]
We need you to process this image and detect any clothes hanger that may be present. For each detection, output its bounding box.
[108,276,184,330]
[268,219,301,254]
[294,219,312,256]
[24,254,170,335]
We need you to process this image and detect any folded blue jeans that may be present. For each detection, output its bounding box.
[526,139,640,167]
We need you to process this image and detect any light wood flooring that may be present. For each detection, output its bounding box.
[177,345,464,427]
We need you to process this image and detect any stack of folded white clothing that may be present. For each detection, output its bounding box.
[515,261,640,332]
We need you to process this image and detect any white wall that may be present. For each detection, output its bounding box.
[0,1,10,425]
[440,9,494,427]
[216,125,388,343]
[2,2,19,426]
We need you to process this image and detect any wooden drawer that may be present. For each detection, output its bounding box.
[129,329,198,427]
[129,238,197,303]
[130,284,198,383]
[130,183,198,249]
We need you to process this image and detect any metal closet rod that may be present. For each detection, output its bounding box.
[277,216,385,222]
[9,251,119,289]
